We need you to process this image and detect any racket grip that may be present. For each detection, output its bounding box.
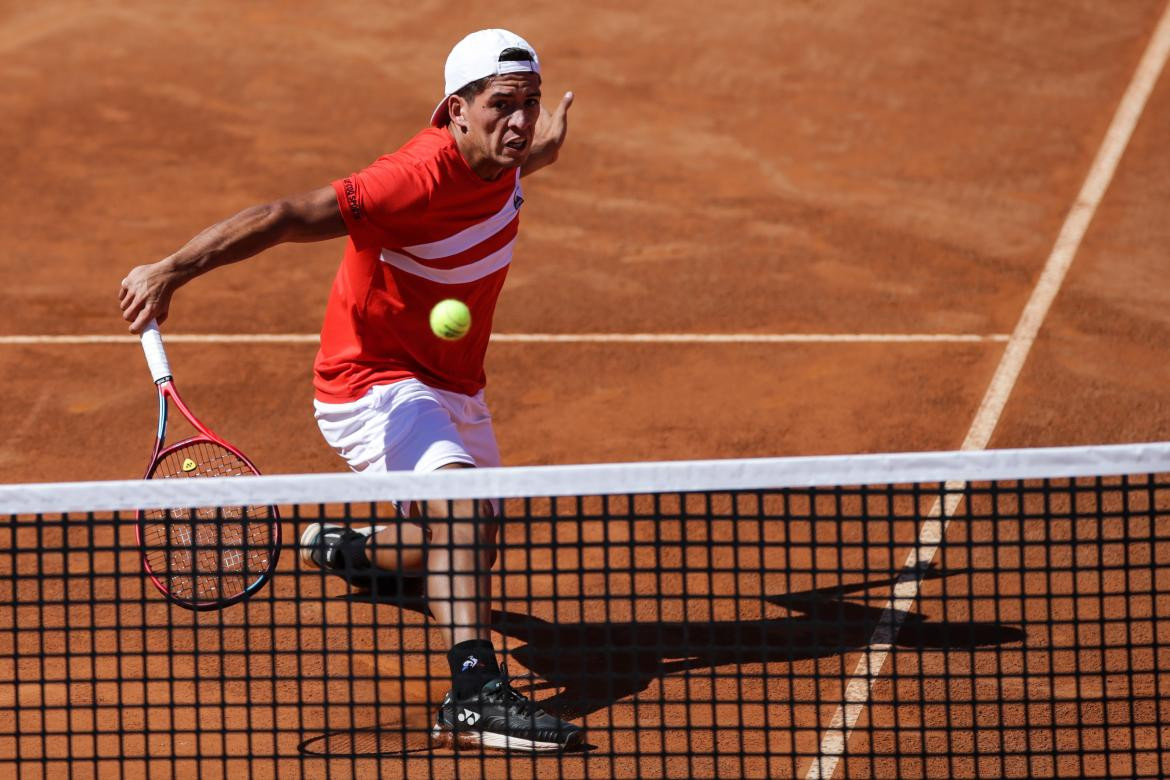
[140,320,173,383]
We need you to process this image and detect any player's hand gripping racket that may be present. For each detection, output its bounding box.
[135,320,280,609]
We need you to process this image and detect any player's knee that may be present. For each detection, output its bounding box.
[482,522,499,567]
[424,488,497,565]
[431,519,495,558]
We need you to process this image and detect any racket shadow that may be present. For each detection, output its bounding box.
[297,721,433,757]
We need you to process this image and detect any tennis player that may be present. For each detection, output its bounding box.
[119,29,582,752]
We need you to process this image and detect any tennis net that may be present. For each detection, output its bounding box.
[2,442,1170,778]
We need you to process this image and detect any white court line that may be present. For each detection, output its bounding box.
[805,4,1170,778]
[498,333,1008,344]
[0,332,1008,346]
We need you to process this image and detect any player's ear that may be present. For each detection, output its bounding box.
[448,95,470,133]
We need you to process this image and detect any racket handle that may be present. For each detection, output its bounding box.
[140,320,173,383]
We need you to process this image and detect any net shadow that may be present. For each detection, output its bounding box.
[328,565,1024,725]
[495,567,1025,719]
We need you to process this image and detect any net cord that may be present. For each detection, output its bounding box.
[3,441,1170,515]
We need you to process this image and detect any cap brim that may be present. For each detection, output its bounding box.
[430,95,450,127]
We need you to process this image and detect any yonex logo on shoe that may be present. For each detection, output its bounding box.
[457,709,480,725]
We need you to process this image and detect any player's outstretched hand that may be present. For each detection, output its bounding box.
[524,91,574,176]
[119,261,178,334]
[537,91,574,155]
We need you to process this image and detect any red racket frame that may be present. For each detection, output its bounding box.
[136,347,281,610]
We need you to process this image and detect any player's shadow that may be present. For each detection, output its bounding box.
[337,564,1025,721]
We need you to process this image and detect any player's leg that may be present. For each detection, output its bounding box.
[361,521,430,572]
[364,394,502,577]
[311,380,581,750]
[394,388,503,694]
[428,483,581,750]
[426,389,583,751]
[300,520,428,577]
[422,483,497,649]
[305,381,445,579]
[425,388,503,647]
[419,463,500,682]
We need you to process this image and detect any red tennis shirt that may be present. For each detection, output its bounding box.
[314,128,524,403]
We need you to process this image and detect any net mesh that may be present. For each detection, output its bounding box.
[2,444,1169,778]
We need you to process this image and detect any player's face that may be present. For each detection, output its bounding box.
[460,73,542,176]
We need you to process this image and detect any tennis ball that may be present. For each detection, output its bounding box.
[430,298,472,340]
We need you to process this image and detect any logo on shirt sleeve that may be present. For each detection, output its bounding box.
[343,177,362,221]
[513,189,524,212]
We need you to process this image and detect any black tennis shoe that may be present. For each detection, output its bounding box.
[298,523,384,572]
[431,675,584,752]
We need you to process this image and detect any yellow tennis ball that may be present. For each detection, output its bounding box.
[430,298,472,340]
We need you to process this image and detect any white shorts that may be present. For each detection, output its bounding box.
[314,379,501,474]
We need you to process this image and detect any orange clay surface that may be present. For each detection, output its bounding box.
[3,1,1170,778]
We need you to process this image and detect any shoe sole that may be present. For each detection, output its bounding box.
[430,724,582,753]
[298,523,386,569]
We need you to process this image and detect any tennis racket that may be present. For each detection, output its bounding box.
[135,320,280,610]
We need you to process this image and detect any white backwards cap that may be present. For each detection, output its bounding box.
[429,29,541,127]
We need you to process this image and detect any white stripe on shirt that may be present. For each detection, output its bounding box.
[381,237,516,285]
[402,172,523,260]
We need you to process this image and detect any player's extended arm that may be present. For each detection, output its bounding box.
[119,186,346,333]
[521,91,574,178]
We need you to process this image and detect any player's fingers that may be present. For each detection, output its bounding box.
[549,92,573,127]
[123,305,143,330]
[122,289,154,324]
[556,91,574,118]
[120,289,139,317]
[130,305,158,334]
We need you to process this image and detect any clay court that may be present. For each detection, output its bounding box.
[4,1,1170,777]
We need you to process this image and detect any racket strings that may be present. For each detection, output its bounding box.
[142,440,275,605]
